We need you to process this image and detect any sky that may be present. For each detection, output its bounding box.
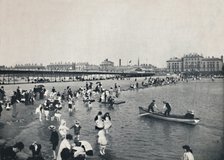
[0,0,224,68]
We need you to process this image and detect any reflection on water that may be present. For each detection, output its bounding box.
[1,78,223,160]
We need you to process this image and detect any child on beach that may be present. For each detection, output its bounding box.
[35,104,43,122]
[94,111,104,130]
[103,112,112,134]
[70,120,82,140]
[43,101,50,121]
[68,98,75,113]
[97,129,107,155]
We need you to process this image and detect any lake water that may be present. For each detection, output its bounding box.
[1,78,223,160]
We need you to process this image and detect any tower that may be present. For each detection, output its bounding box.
[119,59,121,67]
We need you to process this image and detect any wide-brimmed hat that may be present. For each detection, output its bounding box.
[74,120,80,124]
[182,145,190,150]
[48,125,56,130]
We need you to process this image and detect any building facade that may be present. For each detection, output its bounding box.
[46,62,74,71]
[100,59,114,70]
[167,53,223,73]
[167,57,182,72]
[201,57,223,72]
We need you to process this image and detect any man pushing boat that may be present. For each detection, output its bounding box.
[163,101,172,116]
[148,100,158,112]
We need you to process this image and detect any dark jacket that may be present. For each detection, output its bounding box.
[50,131,59,145]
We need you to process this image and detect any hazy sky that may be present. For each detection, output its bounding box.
[0,0,223,67]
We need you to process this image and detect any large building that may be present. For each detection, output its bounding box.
[100,59,114,71]
[167,53,223,73]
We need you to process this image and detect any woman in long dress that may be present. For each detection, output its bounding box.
[98,129,107,155]
[58,119,69,138]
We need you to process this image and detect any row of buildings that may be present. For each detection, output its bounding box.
[4,54,224,75]
[167,53,223,74]
[13,58,157,73]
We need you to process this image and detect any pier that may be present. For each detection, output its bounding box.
[0,69,155,84]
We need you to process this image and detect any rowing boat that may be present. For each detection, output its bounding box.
[139,106,200,125]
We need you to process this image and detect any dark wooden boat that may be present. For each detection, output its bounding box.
[139,106,200,125]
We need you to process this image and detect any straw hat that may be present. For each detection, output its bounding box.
[182,145,190,150]
[48,125,56,130]
[74,120,80,124]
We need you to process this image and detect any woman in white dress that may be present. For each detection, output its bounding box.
[98,129,107,155]
[58,119,69,138]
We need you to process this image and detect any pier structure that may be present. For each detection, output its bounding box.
[0,69,155,85]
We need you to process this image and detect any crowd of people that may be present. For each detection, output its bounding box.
[0,76,196,160]
[0,81,116,160]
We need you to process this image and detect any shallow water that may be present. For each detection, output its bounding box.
[1,78,223,160]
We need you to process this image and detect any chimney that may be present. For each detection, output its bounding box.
[221,55,223,62]
[119,59,121,67]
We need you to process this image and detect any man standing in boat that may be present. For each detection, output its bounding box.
[163,101,171,116]
[148,100,157,112]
